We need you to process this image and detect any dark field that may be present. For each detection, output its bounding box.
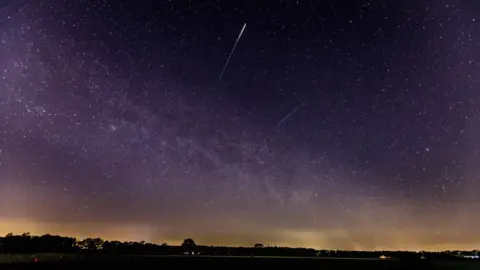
[1,255,479,270]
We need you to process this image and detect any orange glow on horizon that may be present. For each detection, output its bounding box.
[1,218,479,252]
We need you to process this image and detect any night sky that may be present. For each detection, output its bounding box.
[1,0,480,251]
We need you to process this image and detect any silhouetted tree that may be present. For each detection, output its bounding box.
[32,234,77,253]
[254,243,264,248]
[182,238,196,253]
[78,238,104,251]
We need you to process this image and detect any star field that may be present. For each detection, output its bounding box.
[1,0,480,251]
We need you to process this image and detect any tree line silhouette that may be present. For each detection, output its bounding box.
[0,233,477,261]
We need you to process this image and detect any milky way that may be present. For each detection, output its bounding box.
[1,0,480,251]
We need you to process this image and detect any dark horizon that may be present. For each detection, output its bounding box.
[1,233,479,254]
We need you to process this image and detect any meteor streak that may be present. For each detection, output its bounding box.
[218,23,247,80]
[276,102,304,127]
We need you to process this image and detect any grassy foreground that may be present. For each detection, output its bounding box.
[1,253,480,270]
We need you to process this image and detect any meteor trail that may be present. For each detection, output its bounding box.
[218,23,247,80]
[276,102,304,127]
